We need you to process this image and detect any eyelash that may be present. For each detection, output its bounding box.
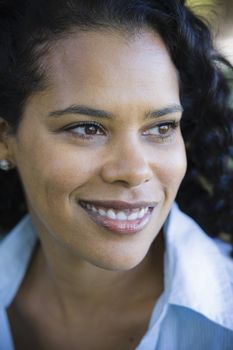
[62,120,180,141]
[142,121,180,141]
[63,121,105,139]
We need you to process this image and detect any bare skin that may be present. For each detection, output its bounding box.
[8,235,164,350]
[2,29,187,349]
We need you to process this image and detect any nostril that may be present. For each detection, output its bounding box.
[100,159,153,187]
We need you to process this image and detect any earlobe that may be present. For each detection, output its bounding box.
[0,117,16,169]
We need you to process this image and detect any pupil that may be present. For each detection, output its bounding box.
[85,125,98,135]
[159,125,169,134]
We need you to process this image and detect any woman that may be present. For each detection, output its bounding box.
[0,0,232,349]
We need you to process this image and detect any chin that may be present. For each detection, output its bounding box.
[89,248,149,272]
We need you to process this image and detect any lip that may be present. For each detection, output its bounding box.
[79,199,157,235]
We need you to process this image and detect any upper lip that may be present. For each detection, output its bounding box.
[79,200,158,210]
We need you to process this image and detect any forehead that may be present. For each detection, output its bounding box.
[37,29,179,110]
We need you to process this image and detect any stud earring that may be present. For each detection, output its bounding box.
[0,159,12,171]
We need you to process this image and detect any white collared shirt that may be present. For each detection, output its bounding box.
[0,203,233,349]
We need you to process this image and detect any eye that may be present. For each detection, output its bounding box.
[142,121,180,140]
[63,121,106,139]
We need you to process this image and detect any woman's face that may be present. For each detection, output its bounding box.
[8,29,187,270]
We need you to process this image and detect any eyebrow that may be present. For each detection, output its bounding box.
[49,105,114,119]
[145,105,183,119]
[48,104,183,119]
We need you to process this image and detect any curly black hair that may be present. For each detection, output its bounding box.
[0,0,232,248]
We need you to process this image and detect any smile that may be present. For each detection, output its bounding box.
[79,200,156,234]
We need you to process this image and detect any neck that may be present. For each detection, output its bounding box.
[27,230,164,320]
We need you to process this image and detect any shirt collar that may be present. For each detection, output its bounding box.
[163,202,233,331]
[0,215,37,308]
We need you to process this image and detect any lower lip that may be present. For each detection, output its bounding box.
[81,206,154,235]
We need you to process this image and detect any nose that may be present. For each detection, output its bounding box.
[100,139,153,187]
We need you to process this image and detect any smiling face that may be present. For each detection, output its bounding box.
[7,29,187,270]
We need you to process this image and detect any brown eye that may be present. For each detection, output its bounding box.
[64,121,106,139]
[142,121,179,140]
[158,125,171,135]
[85,125,102,135]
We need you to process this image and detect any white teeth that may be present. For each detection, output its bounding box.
[138,208,146,218]
[128,212,139,221]
[84,203,150,221]
[116,211,128,221]
[92,206,97,213]
[98,208,107,216]
[107,209,116,220]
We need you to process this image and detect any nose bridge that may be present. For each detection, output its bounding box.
[100,133,153,187]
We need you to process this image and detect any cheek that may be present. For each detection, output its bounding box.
[169,145,187,189]
[166,150,187,189]
[36,150,100,198]
[13,132,101,209]
[151,142,187,193]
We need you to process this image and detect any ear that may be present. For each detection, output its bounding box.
[0,117,16,166]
